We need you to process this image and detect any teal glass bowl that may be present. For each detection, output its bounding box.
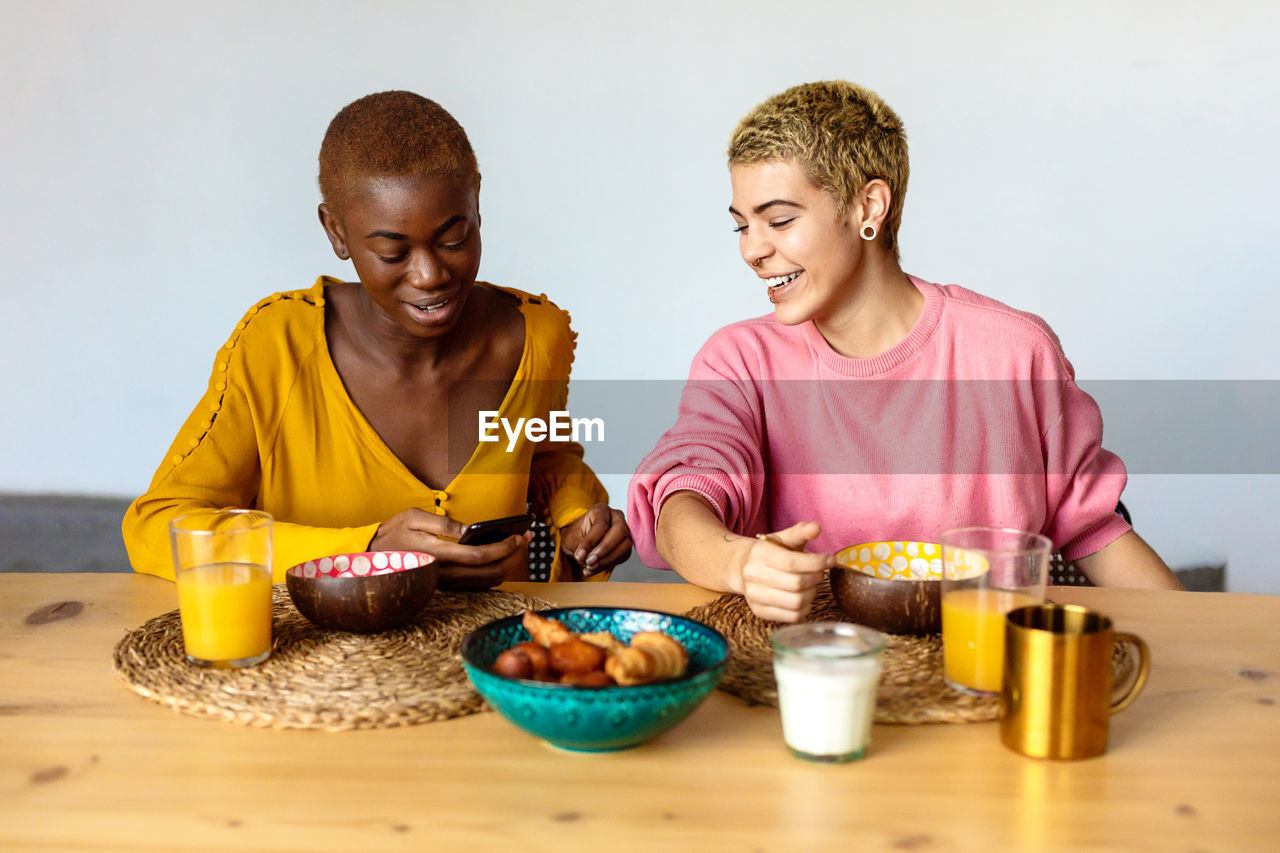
[461,607,729,752]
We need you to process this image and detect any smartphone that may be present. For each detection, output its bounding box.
[457,513,536,546]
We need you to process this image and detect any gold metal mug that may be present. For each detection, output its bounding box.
[1001,604,1150,759]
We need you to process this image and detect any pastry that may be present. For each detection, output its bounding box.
[548,637,607,675]
[493,648,535,679]
[630,631,689,678]
[495,611,690,688]
[512,641,552,680]
[560,670,615,687]
[605,632,689,685]
[522,610,572,647]
[579,631,625,653]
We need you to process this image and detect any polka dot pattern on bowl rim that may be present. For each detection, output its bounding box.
[836,541,943,580]
[945,546,991,580]
[288,551,431,579]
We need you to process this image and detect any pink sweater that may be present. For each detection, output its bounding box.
[627,276,1131,569]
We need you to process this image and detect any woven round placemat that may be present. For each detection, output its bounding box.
[685,586,1000,724]
[685,586,1136,725]
[113,586,551,731]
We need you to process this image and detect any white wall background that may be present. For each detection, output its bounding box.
[2,0,1277,591]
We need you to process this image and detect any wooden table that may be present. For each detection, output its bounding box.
[2,575,1277,852]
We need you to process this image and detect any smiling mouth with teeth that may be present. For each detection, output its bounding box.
[765,272,802,290]
[413,298,450,313]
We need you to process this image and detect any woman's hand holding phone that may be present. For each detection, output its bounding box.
[369,508,531,588]
[457,513,535,545]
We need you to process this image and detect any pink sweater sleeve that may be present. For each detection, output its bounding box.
[626,336,769,569]
[1041,378,1132,561]
[957,291,1133,561]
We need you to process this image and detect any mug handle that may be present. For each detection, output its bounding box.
[1110,632,1151,714]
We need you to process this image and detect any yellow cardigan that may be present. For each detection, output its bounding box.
[122,278,608,582]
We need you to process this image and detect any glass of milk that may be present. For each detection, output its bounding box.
[771,623,886,763]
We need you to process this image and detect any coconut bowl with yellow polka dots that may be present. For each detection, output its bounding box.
[830,541,942,635]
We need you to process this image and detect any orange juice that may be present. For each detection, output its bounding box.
[942,587,1039,693]
[177,562,272,665]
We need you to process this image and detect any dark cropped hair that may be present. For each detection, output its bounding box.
[318,90,480,206]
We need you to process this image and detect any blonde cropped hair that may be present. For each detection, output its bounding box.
[728,81,909,259]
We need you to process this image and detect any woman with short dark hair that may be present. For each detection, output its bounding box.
[125,91,631,585]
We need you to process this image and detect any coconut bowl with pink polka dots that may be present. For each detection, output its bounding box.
[285,551,439,633]
[830,541,942,636]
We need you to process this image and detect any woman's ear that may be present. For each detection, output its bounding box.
[851,179,892,240]
[317,203,350,260]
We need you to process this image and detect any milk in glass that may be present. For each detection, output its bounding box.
[771,623,885,762]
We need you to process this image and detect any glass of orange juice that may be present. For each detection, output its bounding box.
[169,509,274,668]
[940,527,1049,695]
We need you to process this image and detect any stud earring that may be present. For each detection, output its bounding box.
[861,224,877,241]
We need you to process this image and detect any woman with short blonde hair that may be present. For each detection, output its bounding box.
[629,80,1180,623]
